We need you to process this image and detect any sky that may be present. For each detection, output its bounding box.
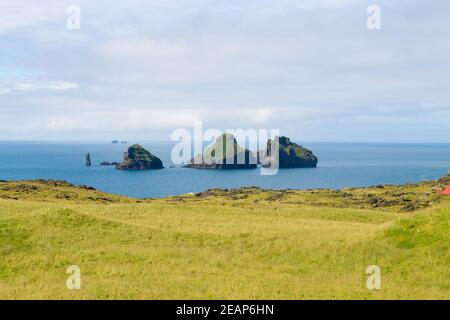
[1,0,449,142]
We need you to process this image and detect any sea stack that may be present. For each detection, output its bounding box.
[85,153,92,167]
[185,133,257,169]
[259,136,318,168]
[115,144,163,170]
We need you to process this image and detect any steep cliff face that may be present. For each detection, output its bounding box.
[259,136,318,168]
[186,133,257,169]
[115,144,163,170]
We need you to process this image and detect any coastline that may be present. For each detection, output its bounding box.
[1,172,448,211]
[1,141,449,198]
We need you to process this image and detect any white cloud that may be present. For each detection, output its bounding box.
[0,80,79,95]
[0,0,65,33]
[0,0,449,142]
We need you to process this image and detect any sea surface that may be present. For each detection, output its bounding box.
[0,141,449,198]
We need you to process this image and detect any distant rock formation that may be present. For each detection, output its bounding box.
[85,153,92,167]
[100,161,119,166]
[185,133,257,169]
[115,144,163,170]
[259,136,318,168]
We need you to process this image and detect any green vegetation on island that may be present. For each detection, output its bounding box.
[115,144,163,170]
[259,136,318,168]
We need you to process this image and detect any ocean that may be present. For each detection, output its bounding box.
[0,141,449,198]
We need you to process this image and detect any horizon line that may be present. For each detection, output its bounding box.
[0,139,450,145]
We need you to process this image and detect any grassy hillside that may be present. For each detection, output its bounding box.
[0,176,449,299]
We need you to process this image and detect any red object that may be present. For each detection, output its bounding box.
[442,185,450,195]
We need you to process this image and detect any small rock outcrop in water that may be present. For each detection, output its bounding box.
[100,161,119,166]
[185,133,257,169]
[115,144,163,170]
[259,136,318,168]
[85,153,92,167]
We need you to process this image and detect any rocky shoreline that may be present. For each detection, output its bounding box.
[1,172,448,212]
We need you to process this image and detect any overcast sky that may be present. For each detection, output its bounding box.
[1,0,449,142]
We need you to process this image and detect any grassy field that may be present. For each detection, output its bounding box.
[0,176,449,299]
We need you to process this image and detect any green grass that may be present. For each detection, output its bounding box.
[0,177,449,299]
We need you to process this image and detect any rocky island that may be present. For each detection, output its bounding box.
[185,133,257,169]
[259,136,318,168]
[115,144,164,170]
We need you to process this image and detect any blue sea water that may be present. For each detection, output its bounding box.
[0,141,448,198]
